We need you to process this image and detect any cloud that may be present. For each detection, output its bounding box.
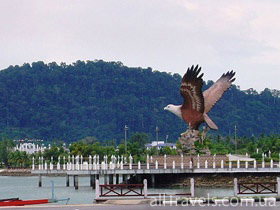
[0,0,280,91]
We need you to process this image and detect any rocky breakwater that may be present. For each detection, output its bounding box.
[171,174,279,187]
[0,169,32,176]
[155,173,279,187]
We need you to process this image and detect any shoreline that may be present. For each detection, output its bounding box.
[136,173,280,187]
[169,174,279,187]
[0,169,33,176]
[0,169,63,177]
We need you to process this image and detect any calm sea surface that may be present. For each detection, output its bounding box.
[0,176,234,204]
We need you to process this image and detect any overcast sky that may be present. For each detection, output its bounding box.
[1,0,280,91]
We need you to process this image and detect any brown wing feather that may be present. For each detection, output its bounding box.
[180,65,204,113]
[203,71,235,113]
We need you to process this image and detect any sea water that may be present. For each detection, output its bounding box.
[0,176,233,204]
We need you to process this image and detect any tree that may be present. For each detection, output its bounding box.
[0,135,13,167]
[128,132,149,148]
[8,151,30,168]
[160,146,176,155]
[0,60,278,142]
[80,136,98,145]
[44,143,67,162]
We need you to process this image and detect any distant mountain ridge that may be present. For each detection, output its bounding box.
[0,60,279,142]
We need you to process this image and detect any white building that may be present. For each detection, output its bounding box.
[15,143,46,154]
[145,141,176,150]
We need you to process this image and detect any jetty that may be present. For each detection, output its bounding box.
[31,154,280,189]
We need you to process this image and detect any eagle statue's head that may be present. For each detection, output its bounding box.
[164,104,182,119]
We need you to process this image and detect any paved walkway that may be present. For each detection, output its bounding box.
[1,202,279,210]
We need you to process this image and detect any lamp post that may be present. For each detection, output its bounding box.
[234,125,237,154]
[124,125,128,155]
[155,126,159,155]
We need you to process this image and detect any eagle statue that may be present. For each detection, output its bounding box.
[164,65,235,134]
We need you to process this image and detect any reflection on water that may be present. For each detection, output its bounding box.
[0,176,233,204]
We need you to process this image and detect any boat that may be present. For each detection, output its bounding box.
[0,198,49,206]
[0,181,70,206]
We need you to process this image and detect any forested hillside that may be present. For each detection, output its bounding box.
[0,60,279,142]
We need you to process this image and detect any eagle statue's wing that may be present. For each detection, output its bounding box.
[203,71,235,113]
[180,65,204,113]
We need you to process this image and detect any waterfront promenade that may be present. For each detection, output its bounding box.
[2,203,280,210]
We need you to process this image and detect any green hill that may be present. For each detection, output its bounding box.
[0,60,279,142]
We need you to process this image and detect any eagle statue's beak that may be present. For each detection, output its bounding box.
[164,106,167,110]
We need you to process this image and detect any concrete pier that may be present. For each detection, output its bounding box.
[74,175,78,190]
[32,154,280,193]
[38,174,42,187]
[66,175,69,187]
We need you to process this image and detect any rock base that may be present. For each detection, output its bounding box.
[178,127,210,155]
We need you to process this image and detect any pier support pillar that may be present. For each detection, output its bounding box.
[151,174,155,187]
[90,175,95,188]
[116,174,119,184]
[190,178,194,197]
[137,175,142,183]
[90,175,93,187]
[143,179,148,198]
[38,174,42,187]
[74,175,79,190]
[66,175,70,187]
[95,179,100,200]
[109,174,113,184]
[123,174,127,184]
[277,177,280,196]
[104,174,108,185]
[234,178,238,196]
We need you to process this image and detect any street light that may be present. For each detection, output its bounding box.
[234,125,237,154]
[165,135,168,144]
[155,126,159,154]
[124,125,128,154]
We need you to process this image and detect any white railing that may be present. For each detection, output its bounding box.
[33,153,280,171]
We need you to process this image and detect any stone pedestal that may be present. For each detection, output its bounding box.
[178,129,198,154]
[178,127,210,155]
